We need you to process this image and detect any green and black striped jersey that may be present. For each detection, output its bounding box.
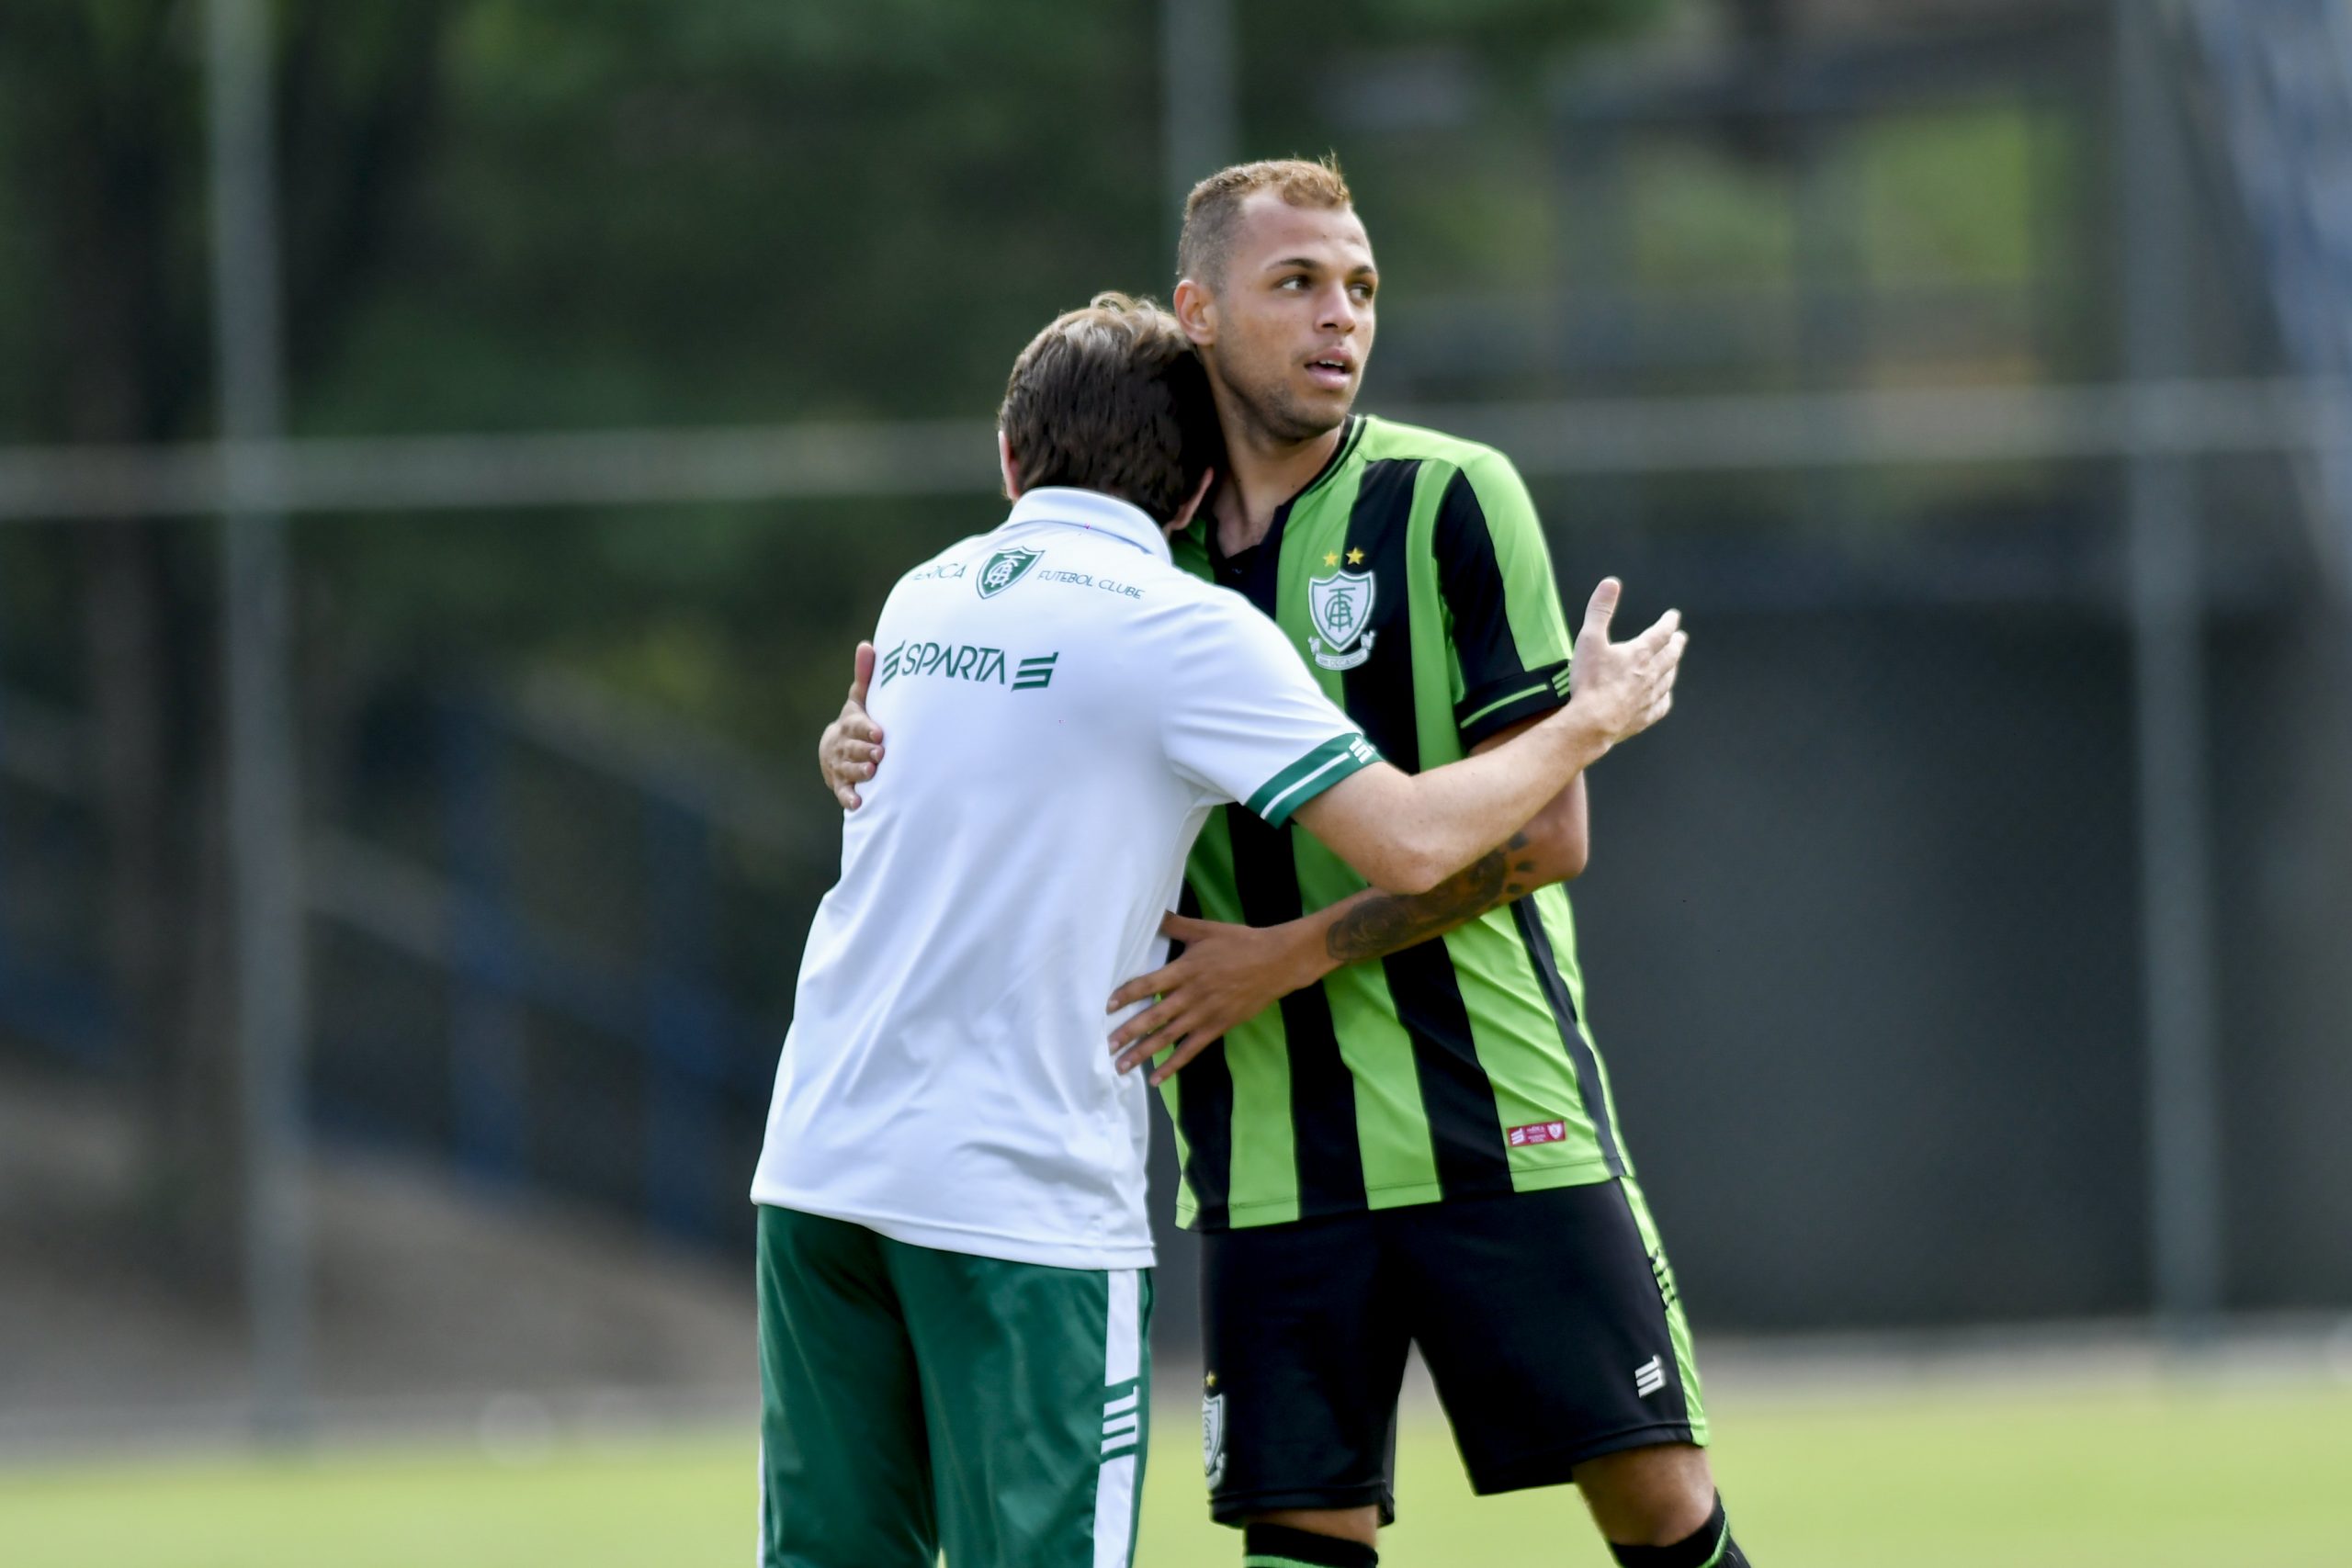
[1161,414,1632,1231]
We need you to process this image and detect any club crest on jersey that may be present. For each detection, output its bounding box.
[977,547,1044,599]
[1307,568,1377,670]
[1202,1385,1228,1488]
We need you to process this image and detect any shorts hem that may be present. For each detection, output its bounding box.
[1208,1483,1396,1529]
[1466,1421,1702,1497]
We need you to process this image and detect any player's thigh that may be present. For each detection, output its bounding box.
[891,1241,1152,1568]
[755,1205,937,1568]
[1201,1211,1410,1526]
[1399,1179,1708,1497]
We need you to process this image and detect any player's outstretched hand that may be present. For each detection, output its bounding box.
[820,641,884,811]
[1562,578,1686,753]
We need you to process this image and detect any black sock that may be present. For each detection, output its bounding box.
[1610,1495,1751,1567]
[1243,1521,1378,1568]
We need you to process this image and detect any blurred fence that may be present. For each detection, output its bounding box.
[3,0,2351,1437]
[305,677,819,1238]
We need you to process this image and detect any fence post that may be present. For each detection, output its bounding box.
[2118,0,2223,1343]
[206,0,311,1441]
[0,672,12,1014]
[1162,0,1237,248]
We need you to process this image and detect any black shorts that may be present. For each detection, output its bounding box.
[1198,1178,1705,1526]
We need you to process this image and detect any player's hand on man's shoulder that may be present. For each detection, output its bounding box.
[1105,911,1324,1087]
[820,641,885,811]
[1559,578,1687,755]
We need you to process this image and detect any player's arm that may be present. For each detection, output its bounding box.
[1307,717,1586,956]
[1112,581,1679,1081]
[1107,726,1580,1081]
[1108,756,1577,1083]
[1284,682,1613,898]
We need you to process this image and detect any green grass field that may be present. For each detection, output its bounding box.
[5,1382,2348,1566]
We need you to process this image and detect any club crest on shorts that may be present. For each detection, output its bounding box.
[1306,568,1377,670]
[977,546,1043,599]
[1202,1382,1228,1488]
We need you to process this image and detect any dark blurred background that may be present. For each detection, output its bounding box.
[3,0,2349,1438]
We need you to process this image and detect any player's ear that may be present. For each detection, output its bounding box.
[1168,468,1216,534]
[1172,277,1215,347]
[998,427,1021,502]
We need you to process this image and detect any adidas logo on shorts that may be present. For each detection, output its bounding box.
[1634,1356,1668,1399]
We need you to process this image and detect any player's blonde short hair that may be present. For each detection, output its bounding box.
[997,292,1223,524]
[1177,155,1354,293]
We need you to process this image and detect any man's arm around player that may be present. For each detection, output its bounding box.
[1102,706,1586,1082]
[824,575,1682,900]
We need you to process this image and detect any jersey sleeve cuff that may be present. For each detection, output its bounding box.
[1455,661,1573,749]
[1246,733,1382,829]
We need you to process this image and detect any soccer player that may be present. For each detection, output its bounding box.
[761,290,1684,1568]
[824,161,1753,1568]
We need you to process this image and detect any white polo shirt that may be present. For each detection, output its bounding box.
[751,487,1378,1270]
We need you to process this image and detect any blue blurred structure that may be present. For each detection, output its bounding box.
[0,671,793,1244]
[0,678,114,1067]
[440,698,531,1191]
[383,687,793,1240]
[2185,0,2352,582]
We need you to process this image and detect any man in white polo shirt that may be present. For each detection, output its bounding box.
[751,292,1684,1568]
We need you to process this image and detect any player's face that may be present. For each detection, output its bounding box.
[1201,194,1377,446]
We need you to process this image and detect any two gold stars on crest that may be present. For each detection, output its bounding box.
[1322,548,1366,568]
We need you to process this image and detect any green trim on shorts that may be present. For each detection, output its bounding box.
[1620,1177,1708,1446]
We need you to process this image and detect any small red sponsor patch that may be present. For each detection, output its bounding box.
[1509,1121,1570,1146]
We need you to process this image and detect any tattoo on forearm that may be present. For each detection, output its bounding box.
[1324,832,1536,967]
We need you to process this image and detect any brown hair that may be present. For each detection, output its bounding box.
[1177,155,1354,292]
[997,292,1222,524]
